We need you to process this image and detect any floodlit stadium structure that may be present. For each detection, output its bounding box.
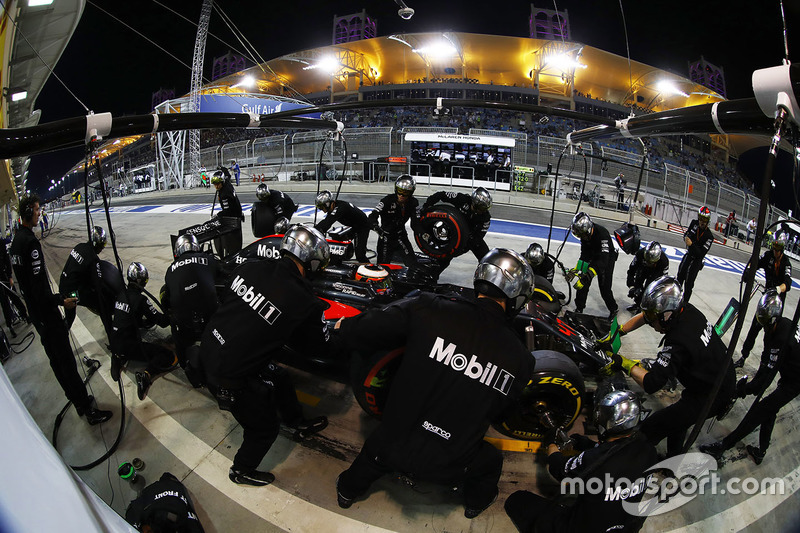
[68,31,783,232]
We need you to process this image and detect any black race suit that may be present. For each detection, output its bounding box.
[161,251,222,367]
[316,201,370,263]
[505,432,658,533]
[213,180,243,257]
[424,191,492,262]
[125,472,205,533]
[722,318,800,453]
[10,225,94,412]
[741,251,792,357]
[626,247,669,305]
[337,293,534,511]
[575,223,618,314]
[532,254,556,284]
[264,189,297,220]
[0,237,27,328]
[677,220,714,303]
[199,257,330,471]
[640,303,735,455]
[368,193,421,265]
[59,241,114,332]
[111,286,174,376]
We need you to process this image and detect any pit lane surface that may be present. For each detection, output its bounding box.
[11,186,800,532]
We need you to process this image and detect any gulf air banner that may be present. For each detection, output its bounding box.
[198,94,319,118]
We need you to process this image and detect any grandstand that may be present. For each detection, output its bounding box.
[62,28,778,234]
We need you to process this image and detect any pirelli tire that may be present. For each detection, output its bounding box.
[531,274,562,315]
[350,347,405,419]
[414,204,472,259]
[250,201,277,238]
[493,350,585,440]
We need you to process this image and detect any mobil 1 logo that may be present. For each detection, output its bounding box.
[428,337,515,395]
[230,275,282,324]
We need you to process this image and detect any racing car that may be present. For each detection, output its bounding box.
[172,209,616,441]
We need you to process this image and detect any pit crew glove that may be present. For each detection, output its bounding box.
[569,433,596,452]
[601,352,639,376]
[573,267,596,291]
[627,286,643,301]
[735,376,749,399]
[596,322,625,355]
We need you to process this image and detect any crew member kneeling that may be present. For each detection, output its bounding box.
[199,225,331,487]
[111,262,176,400]
[505,390,657,533]
[336,248,535,518]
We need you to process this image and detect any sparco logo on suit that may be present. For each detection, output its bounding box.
[429,337,515,395]
[231,275,281,324]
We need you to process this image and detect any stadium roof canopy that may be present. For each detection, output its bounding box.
[215,32,726,112]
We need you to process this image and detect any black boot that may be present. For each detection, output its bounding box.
[288,416,328,441]
[136,371,152,401]
[110,354,124,382]
[746,445,765,465]
[699,441,726,461]
[229,466,275,486]
[78,398,113,426]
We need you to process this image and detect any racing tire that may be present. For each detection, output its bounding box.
[251,202,276,238]
[492,350,585,440]
[350,347,405,419]
[531,275,562,315]
[414,204,471,259]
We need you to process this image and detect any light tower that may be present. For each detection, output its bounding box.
[187,0,213,183]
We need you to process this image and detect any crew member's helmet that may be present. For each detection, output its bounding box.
[394,175,416,196]
[280,225,330,273]
[174,234,200,258]
[594,390,642,440]
[773,233,788,252]
[127,262,149,288]
[524,242,545,267]
[643,241,663,266]
[755,290,783,328]
[273,217,289,235]
[91,226,107,253]
[471,187,492,213]
[698,206,711,223]
[210,171,225,185]
[571,212,594,240]
[640,276,684,330]
[315,190,334,211]
[355,264,392,294]
[256,183,270,201]
[473,248,534,314]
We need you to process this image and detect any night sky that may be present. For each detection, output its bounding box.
[28,0,799,201]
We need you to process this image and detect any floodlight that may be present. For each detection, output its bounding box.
[413,42,457,58]
[10,91,27,102]
[656,81,689,97]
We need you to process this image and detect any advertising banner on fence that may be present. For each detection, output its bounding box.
[198,94,319,118]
